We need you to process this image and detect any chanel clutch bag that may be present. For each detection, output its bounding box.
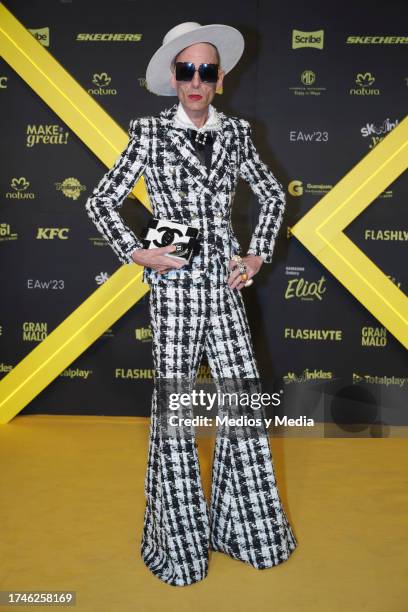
[139,217,201,264]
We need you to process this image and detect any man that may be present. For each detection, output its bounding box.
[85,22,297,587]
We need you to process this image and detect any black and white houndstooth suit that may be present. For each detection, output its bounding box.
[85,102,297,586]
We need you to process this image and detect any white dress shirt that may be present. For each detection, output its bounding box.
[173,102,222,132]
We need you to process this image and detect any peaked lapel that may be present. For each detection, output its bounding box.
[159,103,232,196]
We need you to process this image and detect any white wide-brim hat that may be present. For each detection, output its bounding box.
[146,21,245,96]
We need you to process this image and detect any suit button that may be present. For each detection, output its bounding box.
[191,213,197,219]
[216,211,223,217]
[180,191,186,198]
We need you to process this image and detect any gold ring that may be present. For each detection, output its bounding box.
[240,272,248,281]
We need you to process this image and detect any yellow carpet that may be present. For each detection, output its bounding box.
[0,415,407,612]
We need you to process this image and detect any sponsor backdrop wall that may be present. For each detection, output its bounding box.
[1,0,407,427]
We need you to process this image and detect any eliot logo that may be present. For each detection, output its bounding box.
[285,276,327,301]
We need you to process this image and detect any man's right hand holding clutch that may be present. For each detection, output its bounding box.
[131,244,187,275]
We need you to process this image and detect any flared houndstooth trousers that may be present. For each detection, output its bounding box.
[141,275,297,586]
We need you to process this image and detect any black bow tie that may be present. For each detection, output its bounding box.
[187,128,215,149]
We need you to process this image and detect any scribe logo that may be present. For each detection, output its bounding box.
[292,29,324,50]
[28,27,50,47]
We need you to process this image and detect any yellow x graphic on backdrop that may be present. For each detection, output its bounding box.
[0,3,407,424]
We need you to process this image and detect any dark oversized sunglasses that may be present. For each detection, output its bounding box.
[175,61,219,83]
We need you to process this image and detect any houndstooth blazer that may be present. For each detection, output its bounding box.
[85,102,286,285]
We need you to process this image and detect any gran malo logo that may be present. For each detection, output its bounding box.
[361,326,387,347]
[22,321,48,341]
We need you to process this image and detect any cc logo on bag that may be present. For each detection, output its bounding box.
[153,226,184,247]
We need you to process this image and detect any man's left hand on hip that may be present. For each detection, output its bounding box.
[227,254,263,290]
